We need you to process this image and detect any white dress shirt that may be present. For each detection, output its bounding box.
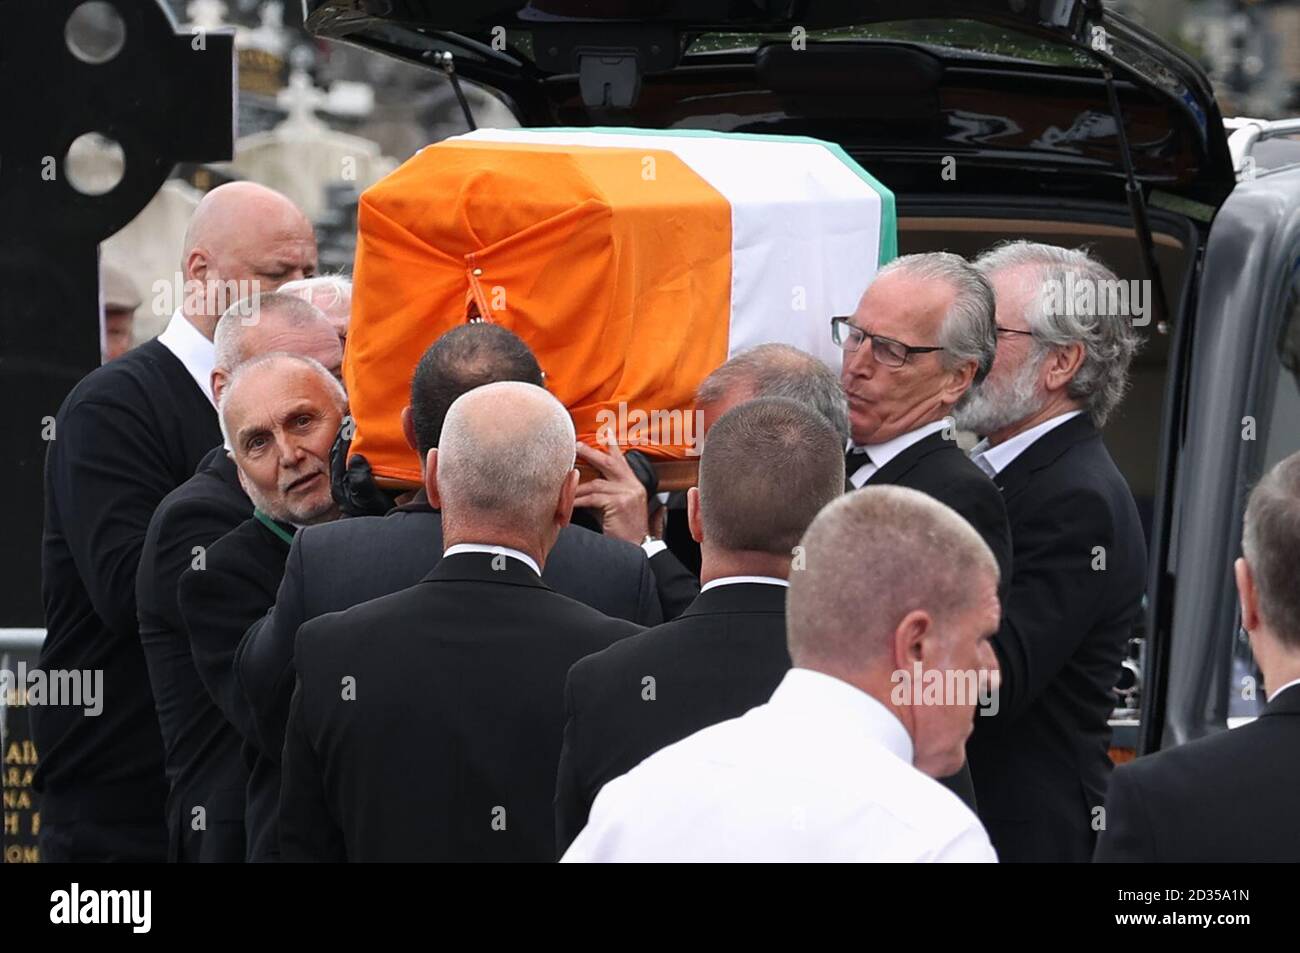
[847,418,951,489]
[699,575,789,593]
[562,668,997,862]
[1268,677,1300,703]
[157,309,217,408]
[969,410,1083,478]
[442,543,541,577]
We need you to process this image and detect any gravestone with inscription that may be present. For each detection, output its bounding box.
[1,641,44,864]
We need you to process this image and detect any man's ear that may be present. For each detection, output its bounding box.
[556,468,580,528]
[1236,556,1261,634]
[235,464,252,502]
[424,448,441,509]
[940,360,978,407]
[211,369,227,406]
[1044,342,1085,394]
[687,486,703,544]
[893,609,932,672]
[185,247,209,285]
[401,406,417,452]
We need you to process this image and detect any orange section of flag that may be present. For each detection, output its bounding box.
[346,140,732,484]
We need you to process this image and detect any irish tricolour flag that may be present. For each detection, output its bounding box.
[347,126,896,484]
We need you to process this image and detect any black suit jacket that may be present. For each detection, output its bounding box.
[863,429,1014,592]
[279,553,641,861]
[236,496,662,783]
[555,582,789,854]
[1093,685,1300,862]
[136,445,252,861]
[862,427,1012,810]
[35,339,220,858]
[647,547,701,621]
[966,413,1146,862]
[178,514,293,862]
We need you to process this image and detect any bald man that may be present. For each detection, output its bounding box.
[36,182,317,863]
[565,486,1001,862]
[279,382,641,861]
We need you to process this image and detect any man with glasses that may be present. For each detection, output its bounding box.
[833,252,1012,811]
[834,253,1012,582]
[957,241,1144,863]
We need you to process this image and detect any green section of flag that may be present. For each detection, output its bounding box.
[542,126,898,267]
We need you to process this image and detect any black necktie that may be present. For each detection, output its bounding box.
[845,446,874,481]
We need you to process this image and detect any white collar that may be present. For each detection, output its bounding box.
[1267,676,1300,703]
[699,575,790,593]
[770,668,913,764]
[442,543,541,577]
[847,418,951,484]
[970,410,1084,476]
[157,309,216,408]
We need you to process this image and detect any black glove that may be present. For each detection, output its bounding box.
[623,449,660,502]
[330,418,398,517]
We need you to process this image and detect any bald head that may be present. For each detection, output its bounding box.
[430,382,579,561]
[181,182,317,337]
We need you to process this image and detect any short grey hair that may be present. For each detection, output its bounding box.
[218,351,347,448]
[279,274,351,319]
[1242,451,1300,648]
[974,241,1139,426]
[213,291,331,372]
[695,343,850,445]
[437,381,577,529]
[876,252,997,390]
[787,485,999,672]
[699,397,845,556]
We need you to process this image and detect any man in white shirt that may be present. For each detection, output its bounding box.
[956,241,1145,862]
[554,396,846,853]
[834,252,1011,808]
[563,484,1002,862]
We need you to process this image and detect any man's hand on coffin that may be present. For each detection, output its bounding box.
[573,430,656,544]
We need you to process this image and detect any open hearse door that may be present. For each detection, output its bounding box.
[302,0,1300,757]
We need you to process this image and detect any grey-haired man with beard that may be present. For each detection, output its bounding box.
[957,241,1146,863]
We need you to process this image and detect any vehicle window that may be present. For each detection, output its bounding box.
[1228,263,1300,723]
[687,19,1097,68]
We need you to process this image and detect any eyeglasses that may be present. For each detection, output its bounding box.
[830,316,945,367]
[995,325,1035,338]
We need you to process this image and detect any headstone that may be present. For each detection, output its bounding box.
[2,637,45,864]
[226,68,398,222]
[101,179,203,344]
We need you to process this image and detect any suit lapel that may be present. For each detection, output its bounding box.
[866,431,952,486]
[993,413,1098,503]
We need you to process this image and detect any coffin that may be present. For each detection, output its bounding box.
[346,127,896,485]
